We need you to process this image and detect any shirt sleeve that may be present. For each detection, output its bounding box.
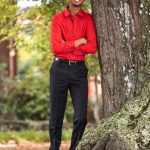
[50,15,76,55]
[73,14,97,55]
[73,47,85,56]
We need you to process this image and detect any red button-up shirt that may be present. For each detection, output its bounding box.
[50,6,97,60]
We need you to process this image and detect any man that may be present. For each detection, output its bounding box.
[49,0,97,149]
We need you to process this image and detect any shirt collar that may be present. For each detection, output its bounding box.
[63,6,85,18]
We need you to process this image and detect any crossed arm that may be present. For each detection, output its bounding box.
[50,15,97,56]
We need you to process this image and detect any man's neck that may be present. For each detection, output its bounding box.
[69,4,81,16]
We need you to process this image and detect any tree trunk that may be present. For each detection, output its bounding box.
[92,0,149,117]
[93,75,100,123]
[76,0,150,149]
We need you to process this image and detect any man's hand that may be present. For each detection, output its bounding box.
[75,38,87,47]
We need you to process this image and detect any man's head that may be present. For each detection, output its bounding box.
[71,0,84,7]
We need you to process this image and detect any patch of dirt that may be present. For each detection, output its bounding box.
[0,141,71,150]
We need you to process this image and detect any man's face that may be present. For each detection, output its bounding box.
[71,0,84,7]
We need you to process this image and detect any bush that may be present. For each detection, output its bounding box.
[0,62,74,122]
[13,74,50,120]
[0,63,17,119]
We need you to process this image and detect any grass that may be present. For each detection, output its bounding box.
[0,129,72,143]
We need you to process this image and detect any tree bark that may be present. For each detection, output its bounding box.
[76,0,150,149]
[92,0,148,117]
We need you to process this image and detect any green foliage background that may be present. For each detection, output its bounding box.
[0,0,100,122]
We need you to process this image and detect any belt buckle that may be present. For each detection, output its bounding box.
[69,60,76,66]
[55,57,59,61]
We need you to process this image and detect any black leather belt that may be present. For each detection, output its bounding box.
[54,57,84,66]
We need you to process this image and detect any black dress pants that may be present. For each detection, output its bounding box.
[49,58,88,150]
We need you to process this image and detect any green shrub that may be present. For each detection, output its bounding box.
[13,74,50,120]
[0,62,74,122]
